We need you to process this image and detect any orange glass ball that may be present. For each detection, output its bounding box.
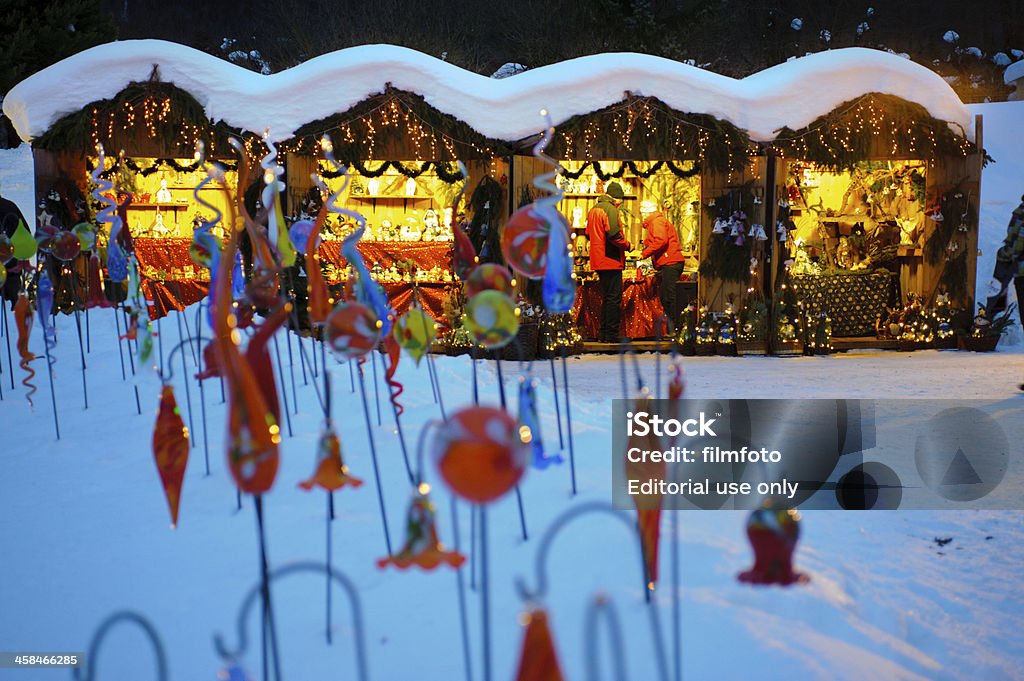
[324,302,381,359]
[500,203,569,279]
[432,406,529,504]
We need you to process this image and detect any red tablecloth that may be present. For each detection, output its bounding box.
[572,275,666,339]
[133,238,454,320]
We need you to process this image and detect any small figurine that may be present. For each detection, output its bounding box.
[156,179,172,204]
[737,503,808,586]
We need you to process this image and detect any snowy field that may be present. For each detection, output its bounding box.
[0,308,1021,681]
[0,100,1022,680]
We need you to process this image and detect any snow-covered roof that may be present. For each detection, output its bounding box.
[1005,59,1024,85]
[3,39,975,145]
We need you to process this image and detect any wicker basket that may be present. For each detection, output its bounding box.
[498,323,539,361]
[773,340,804,357]
[695,342,716,356]
[897,339,917,352]
[715,342,737,357]
[959,335,1000,352]
[934,335,958,350]
[736,340,768,356]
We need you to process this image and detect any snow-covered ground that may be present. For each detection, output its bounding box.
[0,98,1022,681]
[0,308,1021,681]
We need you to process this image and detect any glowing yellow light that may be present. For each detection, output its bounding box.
[418,482,431,495]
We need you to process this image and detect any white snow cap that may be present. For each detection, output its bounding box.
[1005,59,1024,84]
[2,39,975,145]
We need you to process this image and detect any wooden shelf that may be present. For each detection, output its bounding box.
[350,194,434,201]
[563,193,636,199]
[129,203,188,209]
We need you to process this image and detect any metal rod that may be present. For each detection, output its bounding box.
[549,357,564,450]
[357,361,392,555]
[271,332,294,438]
[451,497,474,681]
[562,354,577,495]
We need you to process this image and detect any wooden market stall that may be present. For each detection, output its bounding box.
[282,87,510,329]
[29,80,250,318]
[765,93,984,349]
[511,95,753,342]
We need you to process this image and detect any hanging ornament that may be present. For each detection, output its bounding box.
[377,485,465,570]
[51,230,82,261]
[541,214,575,315]
[668,358,685,400]
[190,222,220,269]
[342,226,393,334]
[73,223,96,251]
[35,223,58,253]
[288,219,315,255]
[625,395,664,589]
[501,204,570,279]
[711,218,726,235]
[512,608,565,681]
[519,375,561,470]
[737,504,808,586]
[324,302,382,360]
[298,422,363,492]
[391,304,436,365]
[36,269,56,362]
[261,135,296,267]
[465,263,515,298]
[14,293,37,407]
[303,217,331,325]
[0,262,6,288]
[0,232,13,260]
[432,406,528,504]
[451,222,479,281]
[11,220,37,260]
[464,289,520,349]
[152,384,190,527]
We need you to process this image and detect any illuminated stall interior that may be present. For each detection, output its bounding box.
[767,93,982,345]
[555,160,701,280]
[283,88,509,323]
[783,160,927,275]
[513,95,750,339]
[30,81,244,316]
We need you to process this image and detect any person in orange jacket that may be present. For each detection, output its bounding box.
[640,200,685,333]
[586,181,632,342]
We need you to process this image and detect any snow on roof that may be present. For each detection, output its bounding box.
[1005,59,1024,84]
[3,39,975,146]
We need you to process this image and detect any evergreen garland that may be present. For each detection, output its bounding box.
[558,160,700,180]
[34,80,236,156]
[546,95,750,174]
[318,159,465,183]
[769,93,975,170]
[467,175,506,261]
[286,87,509,160]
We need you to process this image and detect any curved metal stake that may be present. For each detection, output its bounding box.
[584,596,629,681]
[213,561,370,681]
[74,611,168,681]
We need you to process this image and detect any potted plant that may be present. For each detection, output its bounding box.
[772,298,804,356]
[676,302,697,356]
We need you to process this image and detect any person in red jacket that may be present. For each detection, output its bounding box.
[640,200,685,333]
[586,181,632,342]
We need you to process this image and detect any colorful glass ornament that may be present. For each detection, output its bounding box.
[738,504,808,586]
[451,222,478,280]
[513,608,565,681]
[288,219,315,255]
[377,486,465,570]
[0,262,5,288]
[501,204,570,279]
[51,230,82,262]
[519,375,562,470]
[211,219,281,496]
[36,269,56,361]
[432,406,528,504]
[303,221,331,325]
[324,302,382,360]
[35,223,58,253]
[392,305,437,365]
[625,395,664,588]
[342,226,393,334]
[107,241,129,283]
[11,220,37,260]
[465,263,514,298]
[0,232,13,261]
[464,290,520,350]
[541,210,575,314]
[152,384,190,527]
[298,422,363,492]
[14,293,37,406]
[668,358,685,400]
[73,222,96,251]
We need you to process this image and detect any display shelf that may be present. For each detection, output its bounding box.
[563,193,636,199]
[350,194,434,201]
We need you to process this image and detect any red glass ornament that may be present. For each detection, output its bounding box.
[432,406,528,504]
